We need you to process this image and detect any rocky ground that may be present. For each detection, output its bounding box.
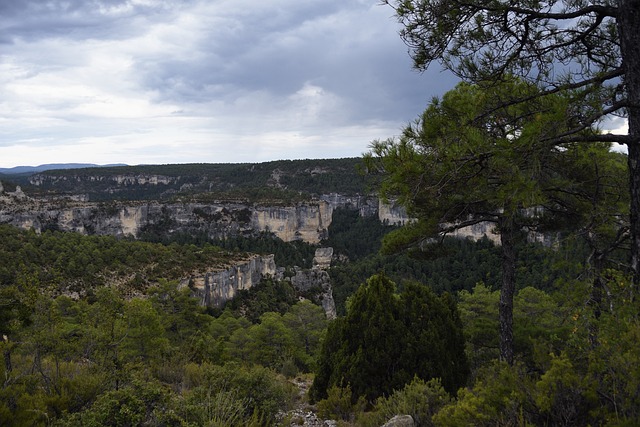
[276,376,338,427]
[275,376,416,427]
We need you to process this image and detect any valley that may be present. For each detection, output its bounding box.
[0,158,636,426]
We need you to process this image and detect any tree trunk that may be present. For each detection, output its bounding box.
[589,250,605,348]
[3,348,11,383]
[618,0,640,291]
[499,217,516,365]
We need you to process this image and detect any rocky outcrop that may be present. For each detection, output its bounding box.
[286,247,337,319]
[378,198,410,226]
[449,221,500,245]
[289,268,337,320]
[176,248,337,318]
[319,193,379,217]
[312,247,333,270]
[319,193,409,224]
[382,415,415,427]
[253,202,332,243]
[181,254,277,308]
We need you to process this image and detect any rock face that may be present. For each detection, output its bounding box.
[378,198,411,226]
[289,268,337,320]
[181,254,277,308]
[1,188,519,246]
[312,247,333,269]
[253,203,333,243]
[28,173,178,187]
[176,248,338,318]
[450,221,500,245]
[0,191,413,244]
[319,193,379,217]
[287,247,337,319]
[0,199,336,243]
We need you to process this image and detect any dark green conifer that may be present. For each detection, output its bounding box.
[310,274,468,403]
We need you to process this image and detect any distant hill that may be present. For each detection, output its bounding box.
[0,163,128,175]
[18,158,372,202]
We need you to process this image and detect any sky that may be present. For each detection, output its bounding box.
[0,0,461,168]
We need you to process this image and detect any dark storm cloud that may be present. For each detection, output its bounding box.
[131,1,450,120]
[0,0,168,42]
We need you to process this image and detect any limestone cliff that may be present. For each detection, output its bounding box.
[2,186,516,245]
[252,202,333,243]
[176,248,337,319]
[0,195,335,243]
[29,173,178,187]
[378,198,411,226]
[289,268,337,320]
[319,193,378,217]
[449,221,501,245]
[286,247,337,319]
[181,254,277,308]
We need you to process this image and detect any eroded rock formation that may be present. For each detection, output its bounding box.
[176,247,338,319]
[181,254,277,308]
[287,247,337,319]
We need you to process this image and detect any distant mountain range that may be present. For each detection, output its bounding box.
[0,163,128,175]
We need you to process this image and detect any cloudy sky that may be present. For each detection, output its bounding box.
[0,0,461,168]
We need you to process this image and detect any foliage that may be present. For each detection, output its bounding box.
[386,0,625,100]
[366,79,628,364]
[180,362,296,425]
[362,377,452,427]
[432,361,535,427]
[0,224,241,296]
[225,278,299,322]
[0,229,325,427]
[322,207,397,261]
[223,303,327,376]
[458,284,572,371]
[366,80,578,238]
[282,301,328,373]
[383,0,640,288]
[211,232,317,269]
[2,146,638,426]
[311,274,468,403]
[421,278,640,427]
[316,384,365,423]
[330,235,588,316]
[55,377,181,427]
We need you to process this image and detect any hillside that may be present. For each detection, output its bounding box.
[4,158,371,202]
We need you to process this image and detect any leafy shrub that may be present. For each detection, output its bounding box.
[366,377,452,427]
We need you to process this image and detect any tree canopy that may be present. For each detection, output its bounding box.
[366,80,628,363]
[384,0,640,285]
[310,274,468,404]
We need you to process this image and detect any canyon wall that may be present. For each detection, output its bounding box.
[0,188,413,243]
[181,254,277,308]
[3,186,516,247]
[0,197,336,244]
[177,248,337,318]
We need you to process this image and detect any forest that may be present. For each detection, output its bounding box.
[1,185,638,425]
